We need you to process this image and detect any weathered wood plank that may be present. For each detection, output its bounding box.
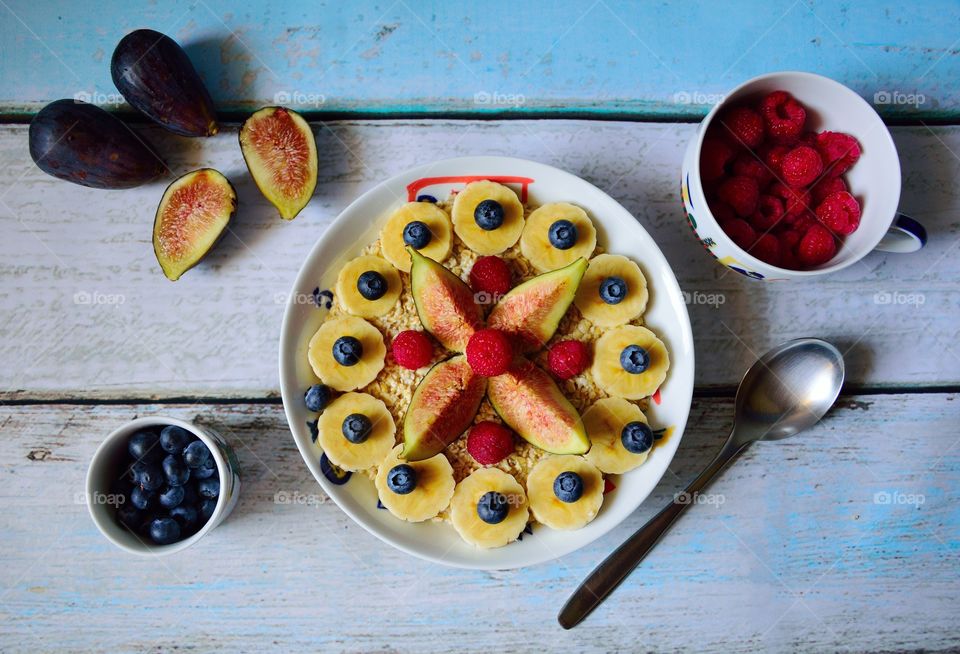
[2,121,957,399]
[1,1,958,121]
[0,395,956,652]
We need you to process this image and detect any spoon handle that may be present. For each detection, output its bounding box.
[558,437,749,629]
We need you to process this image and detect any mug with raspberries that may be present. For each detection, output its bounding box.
[680,71,926,281]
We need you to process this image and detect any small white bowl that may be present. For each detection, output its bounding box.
[85,416,241,556]
[279,156,695,569]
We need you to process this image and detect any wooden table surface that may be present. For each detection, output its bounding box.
[1,2,959,653]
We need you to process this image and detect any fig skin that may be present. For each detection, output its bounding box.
[28,100,165,189]
[111,29,218,137]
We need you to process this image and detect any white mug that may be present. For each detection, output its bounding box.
[680,71,926,281]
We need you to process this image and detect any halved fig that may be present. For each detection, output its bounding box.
[402,355,487,461]
[239,107,318,220]
[153,169,236,281]
[111,29,218,137]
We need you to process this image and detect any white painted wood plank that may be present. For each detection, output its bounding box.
[1,121,958,399]
[0,395,956,652]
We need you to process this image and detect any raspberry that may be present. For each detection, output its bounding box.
[777,229,803,270]
[780,145,823,187]
[769,182,810,217]
[749,233,782,266]
[760,91,806,144]
[701,137,735,181]
[466,328,514,377]
[815,191,861,235]
[815,131,861,176]
[547,340,590,380]
[718,106,765,148]
[797,224,838,267]
[785,212,816,233]
[717,175,759,217]
[750,194,785,231]
[811,176,847,205]
[711,201,736,223]
[732,152,773,187]
[721,218,757,250]
[469,256,511,302]
[760,144,790,172]
[391,330,434,370]
[466,421,515,465]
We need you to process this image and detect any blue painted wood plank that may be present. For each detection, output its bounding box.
[0,0,957,119]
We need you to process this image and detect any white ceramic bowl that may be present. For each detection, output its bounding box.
[279,156,694,569]
[86,416,241,556]
[681,71,925,281]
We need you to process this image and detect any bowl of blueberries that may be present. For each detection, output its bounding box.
[86,416,241,555]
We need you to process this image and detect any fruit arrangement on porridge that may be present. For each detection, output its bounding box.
[302,180,670,548]
[701,90,864,269]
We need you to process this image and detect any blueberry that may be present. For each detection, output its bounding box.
[386,464,417,495]
[128,460,148,485]
[553,471,584,503]
[357,270,388,300]
[402,220,432,248]
[548,220,578,250]
[161,454,190,486]
[137,463,165,492]
[332,336,363,366]
[599,276,628,305]
[183,441,211,469]
[138,513,159,538]
[198,498,217,523]
[115,504,143,530]
[130,485,153,510]
[169,504,199,530]
[180,482,200,506]
[159,425,193,454]
[128,430,163,462]
[621,421,654,454]
[197,477,220,499]
[158,485,185,509]
[416,194,437,203]
[476,491,509,524]
[192,456,218,480]
[304,384,332,412]
[620,345,651,374]
[474,199,505,231]
[149,517,182,545]
[341,413,372,444]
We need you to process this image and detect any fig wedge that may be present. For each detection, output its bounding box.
[153,169,236,281]
[239,107,318,220]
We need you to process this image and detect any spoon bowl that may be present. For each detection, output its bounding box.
[734,338,845,445]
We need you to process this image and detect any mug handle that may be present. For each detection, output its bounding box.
[875,213,927,253]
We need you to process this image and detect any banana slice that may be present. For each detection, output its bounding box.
[574,254,648,327]
[450,468,529,548]
[308,316,386,391]
[451,181,525,255]
[520,202,597,273]
[316,392,396,471]
[583,398,652,474]
[526,455,603,530]
[380,202,453,272]
[375,445,455,522]
[591,325,669,400]
[335,255,402,318]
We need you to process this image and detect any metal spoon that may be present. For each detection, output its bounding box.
[558,338,845,629]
